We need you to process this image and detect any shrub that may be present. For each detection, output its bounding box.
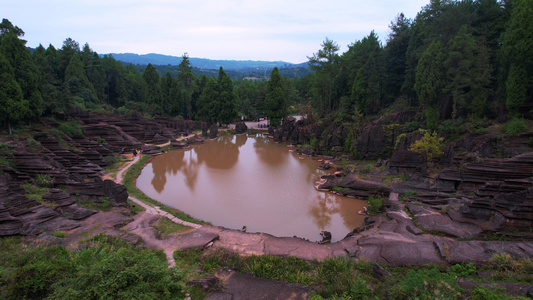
[58,121,83,138]
[0,142,15,168]
[388,267,462,299]
[399,190,416,200]
[48,245,185,299]
[0,244,73,299]
[505,118,527,136]
[403,121,420,133]
[102,155,117,166]
[470,285,527,300]
[367,196,384,215]
[450,262,477,277]
[26,138,43,152]
[96,136,108,147]
[409,129,444,168]
[36,174,53,188]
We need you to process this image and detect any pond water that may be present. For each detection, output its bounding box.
[136,134,367,242]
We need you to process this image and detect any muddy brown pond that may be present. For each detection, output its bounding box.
[137,134,367,242]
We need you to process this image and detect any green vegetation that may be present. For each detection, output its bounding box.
[264,67,288,126]
[21,183,49,205]
[78,197,113,211]
[152,216,192,238]
[172,247,533,299]
[0,0,531,156]
[0,142,15,168]
[35,174,53,188]
[0,235,186,299]
[58,121,83,137]
[504,118,528,136]
[409,130,444,168]
[367,196,384,215]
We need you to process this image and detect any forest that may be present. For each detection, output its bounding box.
[1,0,532,140]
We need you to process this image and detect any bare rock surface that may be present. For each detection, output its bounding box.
[207,269,311,300]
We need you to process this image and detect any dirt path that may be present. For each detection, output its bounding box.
[112,137,202,266]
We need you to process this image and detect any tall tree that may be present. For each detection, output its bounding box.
[0,52,27,133]
[415,41,445,130]
[59,38,80,81]
[383,13,411,105]
[216,67,237,125]
[0,32,42,122]
[143,63,162,115]
[445,25,491,118]
[197,77,219,123]
[64,54,98,104]
[0,18,24,38]
[501,0,533,117]
[308,37,340,113]
[264,67,287,126]
[177,53,194,119]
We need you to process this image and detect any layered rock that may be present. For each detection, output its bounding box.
[316,173,391,198]
[66,177,128,206]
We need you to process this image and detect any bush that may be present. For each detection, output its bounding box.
[36,174,53,188]
[0,235,186,299]
[409,129,444,168]
[48,244,185,299]
[0,244,73,299]
[367,196,384,215]
[471,285,530,300]
[316,257,373,299]
[0,142,15,168]
[504,118,527,136]
[26,138,43,152]
[403,121,420,133]
[97,136,108,147]
[388,267,462,299]
[58,121,83,138]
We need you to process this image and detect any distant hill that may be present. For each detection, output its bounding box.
[105,53,311,79]
[105,53,304,71]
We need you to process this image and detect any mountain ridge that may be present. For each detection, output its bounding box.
[104,52,307,71]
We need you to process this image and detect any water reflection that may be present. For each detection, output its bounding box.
[137,134,367,242]
[254,136,289,166]
[197,135,240,170]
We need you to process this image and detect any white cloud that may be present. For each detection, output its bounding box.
[3,0,429,63]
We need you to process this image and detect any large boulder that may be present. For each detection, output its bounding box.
[209,124,218,139]
[235,122,248,134]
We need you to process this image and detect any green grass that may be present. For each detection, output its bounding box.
[21,183,52,207]
[173,247,533,299]
[152,216,192,238]
[0,235,186,299]
[77,197,113,211]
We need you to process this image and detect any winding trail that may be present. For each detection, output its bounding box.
[114,140,201,230]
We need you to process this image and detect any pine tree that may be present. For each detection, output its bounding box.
[415,41,445,130]
[216,67,237,125]
[0,53,28,133]
[0,32,42,122]
[264,67,287,126]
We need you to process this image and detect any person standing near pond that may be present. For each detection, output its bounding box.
[132,149,137,157]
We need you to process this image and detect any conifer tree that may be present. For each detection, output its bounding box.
[415,41,445,130]
[264,67,287,126]
[0,53,27,133]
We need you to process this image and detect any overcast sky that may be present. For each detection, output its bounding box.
[3,0,429,64]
